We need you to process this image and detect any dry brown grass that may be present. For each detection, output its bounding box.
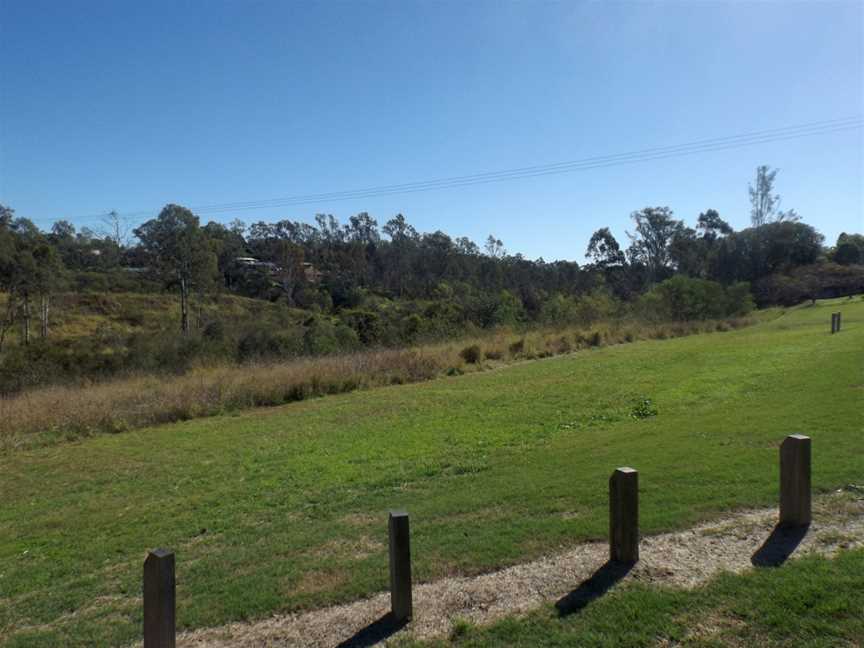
[0,316,754,451]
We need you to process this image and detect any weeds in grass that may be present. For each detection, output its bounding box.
[449,618,474,640]
[630,398,659,419]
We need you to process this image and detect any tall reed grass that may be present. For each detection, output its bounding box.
[1,317,753,450]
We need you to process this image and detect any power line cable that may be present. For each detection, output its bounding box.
[194,120,863,214]
[37,116,864,226]
[171,116,864,212]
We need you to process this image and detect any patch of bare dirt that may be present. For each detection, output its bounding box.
[174,490,863,648]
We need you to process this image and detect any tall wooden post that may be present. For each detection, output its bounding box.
[780,435,811,527]
[144,549,176,648]
[609,467,639,563]
[388,511,413,622]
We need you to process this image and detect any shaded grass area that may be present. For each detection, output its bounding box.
[407,549,864,647]
[0,299,861,646]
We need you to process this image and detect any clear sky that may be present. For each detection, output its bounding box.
[1,0,862,261]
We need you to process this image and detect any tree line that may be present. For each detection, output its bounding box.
[0,165,862,345]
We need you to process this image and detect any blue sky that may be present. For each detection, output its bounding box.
[1,0,862,260]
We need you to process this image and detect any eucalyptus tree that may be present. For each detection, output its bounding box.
[134,204,218,334]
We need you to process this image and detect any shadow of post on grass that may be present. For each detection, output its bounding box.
[555,560,633,617]
[335,613,408,648]
[750,523,810,567]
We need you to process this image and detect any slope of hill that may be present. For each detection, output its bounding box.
[0,298,861,647]
[1,291,304,341]
[0,291,314,392]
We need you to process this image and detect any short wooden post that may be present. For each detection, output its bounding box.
[836,312,842,332]
[609,467,639,563]
[831,313,837,334]
[144,549,176,648]
[780,435,811,527]
[388,511,413,622]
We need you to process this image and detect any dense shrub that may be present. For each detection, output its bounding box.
[752,263,864,307]
[460,344,482,364]
[639,276,754,321]
[72,271,161,294]
[341,309,386,346]
[237,326,304,362]
[401,313,424,342]
[573,291,618,325]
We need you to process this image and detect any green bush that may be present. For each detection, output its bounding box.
[573,291,617,325]
[340,309,385,346]
[640,276,754,321]
[237,327,303,362]
[538,294,576,324]
[725,282,755,315]
[304,318,342,355]
[401,313,424,342]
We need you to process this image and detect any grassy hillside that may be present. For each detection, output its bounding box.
[0,314,751,450]
[0,298,861,646]
[0,291,314,394]
[1,291,303,342]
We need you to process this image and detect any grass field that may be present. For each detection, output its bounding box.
[0,298,861,646]
[0,313,746,451]
[405,549,864,647]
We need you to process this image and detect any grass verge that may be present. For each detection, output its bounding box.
[407,548,864,647]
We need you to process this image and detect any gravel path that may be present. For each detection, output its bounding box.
[177,489,864,648]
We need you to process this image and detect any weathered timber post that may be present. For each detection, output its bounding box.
[609,467,639,563]
[144,549,176,648]
[388,510,413,622]
[836,312,842,332]
[831,313,838,334]
[780,435,811,526]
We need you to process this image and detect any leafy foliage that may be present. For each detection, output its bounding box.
[0,163,860,393]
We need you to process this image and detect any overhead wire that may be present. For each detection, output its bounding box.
[36,116,864,226]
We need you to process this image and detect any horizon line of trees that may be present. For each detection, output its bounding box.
[0,165,862,341]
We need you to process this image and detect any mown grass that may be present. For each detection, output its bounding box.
[406,549,864,647]
[0,298,861,646]
[0,315,754,451]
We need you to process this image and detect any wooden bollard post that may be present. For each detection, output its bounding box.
[780,435,811,526]
[609,467,639,563]
[836,312,842,332]
[831,313,837,334]
[144,549,176,648]
[388,511,413,622]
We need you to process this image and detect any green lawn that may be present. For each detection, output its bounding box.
[406,549,864,647]
[1,298,862,647]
